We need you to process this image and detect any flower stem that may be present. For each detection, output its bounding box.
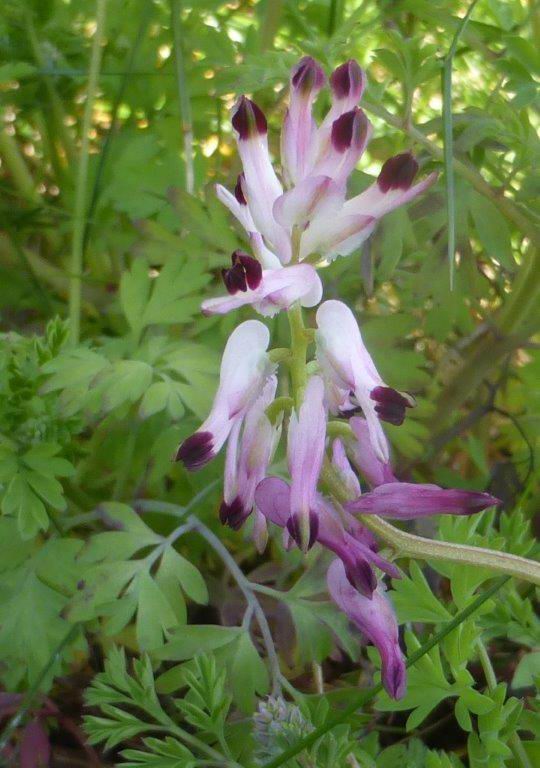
[288,304,309,407]
[68,0,108,345]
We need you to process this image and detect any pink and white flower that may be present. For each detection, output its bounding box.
[327,559,406,700]
[201,252,322,318]
[316,300,415,463]
[175,320,275,470]
[219,377,280,552]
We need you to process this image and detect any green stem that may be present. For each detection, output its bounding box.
[0,129,40,204]
[263,577,510,768]
[288,304,309,407]
[476,639,533,768]
[69,0,108,345]
[170,0,194,194]
[321,461,540,585]
[25,9,77,164]
[442,0,480,288]
[0,623,81,755]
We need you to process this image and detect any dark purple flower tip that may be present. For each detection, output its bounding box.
[345,558,377,597]
[331,108,368,153]
[234,173,247,205]
[219,496,249,530]
[384,656,407,700]
[175,431,214,470]
[232,96,267,140]
[286,510,319,552]
[330,60,365,100]
[291,56,326,94]
[370,386,415,426]
[377,152,419,193]
[222,250,263,294]
[459,491,502,513]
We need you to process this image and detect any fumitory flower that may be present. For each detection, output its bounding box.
[327,559,406,700]
[175,320,275,470]
[316,299,415,462]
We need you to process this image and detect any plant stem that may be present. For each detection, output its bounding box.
[0,623,81,755]
[0,129,40,205]
[192,519,282,697]
[288,305,309,407]
[170,0,194,194]
[321,460,540,585]
[68,0,108,345]
[136,493,282,696]
[263,576,510,768]
[476,638,533,768]
[442,0,480,288]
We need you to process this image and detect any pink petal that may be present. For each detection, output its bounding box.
[273,175,344,229]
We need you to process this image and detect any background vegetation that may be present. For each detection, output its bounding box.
[0,0,538,765]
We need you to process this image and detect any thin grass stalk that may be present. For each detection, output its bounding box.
[170,0,194,194]
[68,0,108,345]
[442,0,480,289]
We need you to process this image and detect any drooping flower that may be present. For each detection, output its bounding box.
[201,254,322,317]
[255,477,399,597]
[286,375,327,552]
[347,482,500,520]
[219,376,280,553]
[175,320,275,470]
[327,559,406,700]
[316,300,414,463]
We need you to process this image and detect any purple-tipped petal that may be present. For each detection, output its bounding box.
[316,301,396,462]
[202,263,322,318]
[348,482,501,520]
[344,556,377,597]
[231,98,290,263]
[330,60,366,103]
[221,251,263,295]
[291,56,326,95]
[313,108,371,187]
[327,559,406,700]
[219,496,249,530]
[234,173,248,205]
[377,152,418,193]
[282,57,326,185]
[330,109,369,153]
[232,96,268,139]
[175,321,274,469]
[175,431,214,470]
[370,386,415,426]
[286,509,319,552]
